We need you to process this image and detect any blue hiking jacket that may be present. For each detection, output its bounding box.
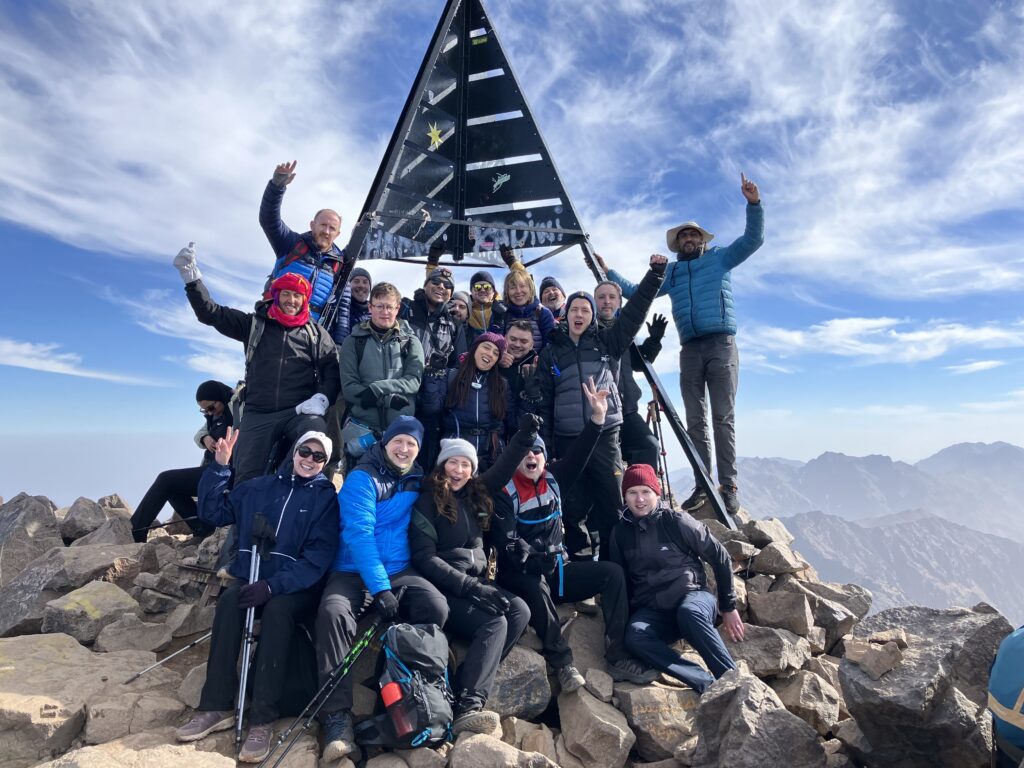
[332,443,423,595]
[197,462,339,595]
[610,203,764,343]
[259,180,345,321]
[990,626,1024,751]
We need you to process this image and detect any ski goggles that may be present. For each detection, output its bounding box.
[296,445,329,463]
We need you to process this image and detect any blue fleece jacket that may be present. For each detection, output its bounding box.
[197,462,339,595]
[332,443,423,595]
[610,203,764,343]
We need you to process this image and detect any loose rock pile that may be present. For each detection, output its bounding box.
[0,491,1010,767]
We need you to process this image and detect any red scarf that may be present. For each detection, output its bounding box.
[268,302,310,328]
[268,272,311,328]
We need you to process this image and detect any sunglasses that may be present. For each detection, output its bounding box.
[528,447,545,456]
[473,282,494,292]
[198,404,219,415]
[428,277,454,290]
[296,445,328,463]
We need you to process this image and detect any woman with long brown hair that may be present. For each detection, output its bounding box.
[409,411,540,735]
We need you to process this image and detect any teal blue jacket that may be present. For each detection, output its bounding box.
[610,203,763,343]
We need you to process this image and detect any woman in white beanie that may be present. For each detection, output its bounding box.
[409,411,542,735]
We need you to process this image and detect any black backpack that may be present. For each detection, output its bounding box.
[356,623,454,749]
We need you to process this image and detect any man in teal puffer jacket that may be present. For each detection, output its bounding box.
[598,174,763,516]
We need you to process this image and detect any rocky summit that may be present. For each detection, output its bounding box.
[0,491,1011,767]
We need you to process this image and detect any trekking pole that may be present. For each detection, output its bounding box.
[259,586,408,768]
[122,631,212,684]
[650,399,674,506]
[234,514,276,755]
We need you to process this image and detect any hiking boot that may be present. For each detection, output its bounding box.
[321,710,356,761]
[682,487,707,511]
[557,664,586,693]
[238,723,273,763]
[174,710,235,742]
[607,657,659,685]
[719,485,740,515]
[452,707,501,735]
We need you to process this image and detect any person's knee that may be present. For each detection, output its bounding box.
[676,595,714,629]
[318,594,357,634]
[624,618,657,652]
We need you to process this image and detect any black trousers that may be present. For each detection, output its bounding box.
[444,587,530,712]
[315,570,449,715]
[234,408,328,484]
[619,411,660,468]
[556,427,624,559]
[130,465,213,543]
[198,584,319,725]
[497,561,629,669]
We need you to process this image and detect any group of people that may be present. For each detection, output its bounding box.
[153,161,763,762]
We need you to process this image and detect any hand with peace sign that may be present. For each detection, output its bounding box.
[741,173,760,204]
[583,376,611,426]
[273,160,297,187]
[214,426,240,467]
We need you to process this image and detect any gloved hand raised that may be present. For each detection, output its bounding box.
[238,580,272,610]
[499,244,519,268]
[295,393,329,416]
[646,313,668,343]
[649,253,668,276]
[465,581,510,616]
[518,412,542,437]
[173,242,202,284]
[372,589,400,621]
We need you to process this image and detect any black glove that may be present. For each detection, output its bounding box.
[650,260,667,276]
[525,552,559,576]
[507,537,530,566]
[428,244,445,263]
[238,580,272,610]
[646,313,668,343]
[358,388,378,409]
[372,589,400,621]
[466,581,510,616]
[499,244,518,268]
[388,394,410,410]
[518,412,542,436]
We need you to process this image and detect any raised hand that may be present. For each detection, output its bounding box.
[273,160,297,187]
[518,411,542,436]
[741,173,760,204]
[214,426,240,466]
[593,252,609,273]
[647,313,668,342]
[649,253,668,275]
[499,351,514,369]
[173,242,202,284]
[582,376,611,425]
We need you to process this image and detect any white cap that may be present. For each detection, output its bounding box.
[294,430,333,460]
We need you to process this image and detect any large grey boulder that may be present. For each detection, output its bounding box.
[0,544,144,636]
[772,575,858,652]
[801,581,872,621]
[614,683,700,760]
[41,580,139,644]
[59,497,109,541]
[69,517,134,548]
[750,541,808,575]
[743,517,795,547]
[721,623,811,677]
[0,633,181,768]
[559,689,636,768]
[0,493,63,587]
[839,604,1012,768]
[94,612,172,653]
[84,692,185,744]
[770,669,842,735]
[747,591,814,636]
[689,670,826,768]
[487,646,552,720]
[449,732,558,768]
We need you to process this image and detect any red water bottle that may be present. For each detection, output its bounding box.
[381,681,416,738]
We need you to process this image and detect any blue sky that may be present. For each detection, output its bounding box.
[2,0,1023,507]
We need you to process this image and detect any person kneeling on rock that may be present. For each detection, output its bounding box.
[174,428,339,763]
[491,378,658,693]
[609,464,744,693]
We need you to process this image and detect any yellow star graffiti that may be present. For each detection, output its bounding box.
[427,122,443,150]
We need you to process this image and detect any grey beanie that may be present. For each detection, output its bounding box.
[350,267,372,282]
[436,438,478,475]
[452,290,471,307]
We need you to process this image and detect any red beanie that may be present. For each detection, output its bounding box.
[270,272,311,299]
[622,464,661,497]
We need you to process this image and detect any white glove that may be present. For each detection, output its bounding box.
[173,242,202,284]
[295,393,329,416]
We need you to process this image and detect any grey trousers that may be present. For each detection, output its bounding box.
[679,334,739,487]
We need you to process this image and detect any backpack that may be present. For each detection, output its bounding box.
[356,623,454,749]
[989,626,1024,763]
[234,317,322,421]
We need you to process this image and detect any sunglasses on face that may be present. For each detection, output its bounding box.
[528,447,545,456]
[296,445,328,463]
[473,283,494,292]
[199,404,218,415]
[428,277,454,290]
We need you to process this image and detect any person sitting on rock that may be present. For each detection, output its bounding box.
[610,464,744,693]
[409,414,542,735]
[315,415,449,761]
[175,243,340,484]
[130,379,233,542]
[175,428,339,763]
[491,378,658,692]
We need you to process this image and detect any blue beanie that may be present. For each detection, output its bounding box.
[531,434,547,457]
[383,415,424,447]
[565,291,596,319]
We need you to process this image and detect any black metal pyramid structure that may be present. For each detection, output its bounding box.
[341,0,586,268]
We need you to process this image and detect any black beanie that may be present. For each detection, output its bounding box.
[470,270,497,291]
[195,380,234,404]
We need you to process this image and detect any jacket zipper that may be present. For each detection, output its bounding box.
[687,260,696,336]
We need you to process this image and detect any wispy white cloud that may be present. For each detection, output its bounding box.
[0,337,161,385]
[945,360,1006,375]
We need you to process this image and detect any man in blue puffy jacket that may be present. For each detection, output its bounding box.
[259,160,346,323]
[314,415,448,761]
[599,174,763,516]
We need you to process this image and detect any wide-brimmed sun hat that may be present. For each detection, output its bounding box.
[666,221,714,253]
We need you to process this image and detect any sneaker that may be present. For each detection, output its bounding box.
[175,710,235,742]
[321,710,356,761]
[238,723,273,763]
[607,657,659,685]
[682,487,707,511]
[557,664,586,693]
[719,485,740,515]
[452,707,500,735]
